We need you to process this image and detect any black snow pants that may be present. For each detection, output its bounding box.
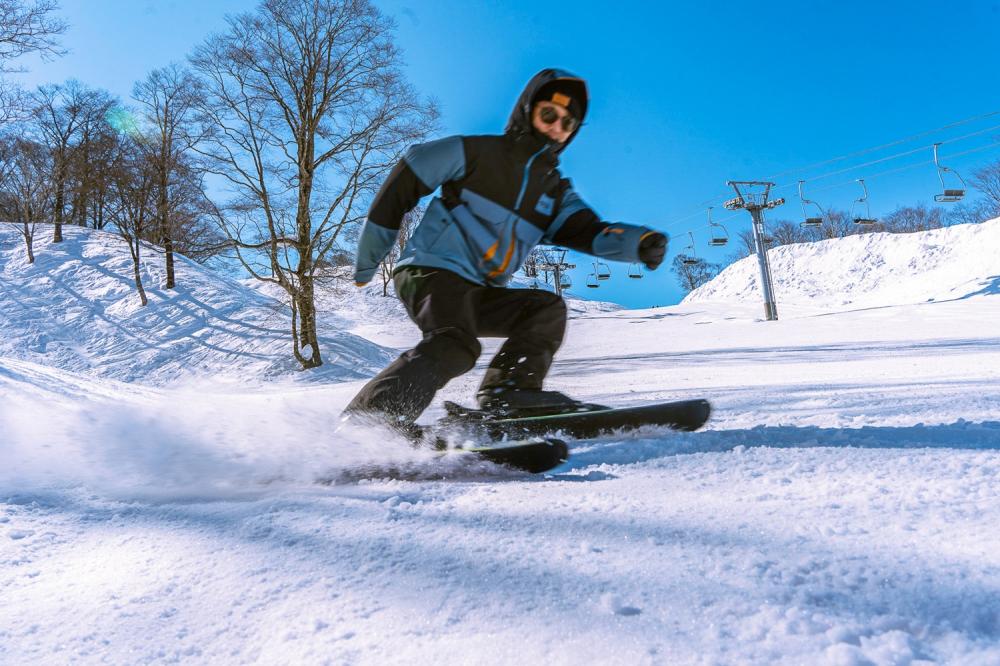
[345,266,567,423]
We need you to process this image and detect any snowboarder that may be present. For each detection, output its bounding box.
[345,68,668,434]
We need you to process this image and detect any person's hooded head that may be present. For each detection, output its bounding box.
[506,69,588,154]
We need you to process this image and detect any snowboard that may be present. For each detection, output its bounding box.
[437,398,712,441]
[456,437,570,474]
[336,411,570,476]
[318,436,570,483]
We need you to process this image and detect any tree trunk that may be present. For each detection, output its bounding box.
[22,222,35,264]
[75,185,89,226]
[159,173,175,289]
[293,278,322,369]
[131,240,148,307]
[164,235,175,289]
[292,160,321,368]
[95,197,106,229]
[52,179,64,242]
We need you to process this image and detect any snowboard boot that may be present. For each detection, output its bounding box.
[476,388,604,418]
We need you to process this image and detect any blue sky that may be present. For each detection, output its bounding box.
[14,0,1000,306]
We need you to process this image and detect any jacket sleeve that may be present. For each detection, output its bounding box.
[544,182,659,263]
[354,136,466,285]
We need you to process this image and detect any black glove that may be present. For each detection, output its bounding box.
[638,232,668,270]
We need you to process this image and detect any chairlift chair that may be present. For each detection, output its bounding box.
[559,273,572,290]
[797,180,825,228]
[707,207,729,246]
[852,179,878,225]
[627,263,643,279]
[586,272,599,289]
[681,231,700,265]
[594,260,611,280]
[932,143,966,203]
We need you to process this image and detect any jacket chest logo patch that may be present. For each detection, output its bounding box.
[534,194,554,216]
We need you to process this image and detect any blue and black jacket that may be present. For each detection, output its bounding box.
[354,69,661,287]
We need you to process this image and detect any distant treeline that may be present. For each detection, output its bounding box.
[0,0,436,370]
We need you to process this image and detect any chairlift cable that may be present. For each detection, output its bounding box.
[663,111,1000,229]
[650,113,1000,248]
[660,115,1000,229]
[669,140,1000,244]
[763,108,1000,182]
[803,139,1000,196]
[772,122,1000,194]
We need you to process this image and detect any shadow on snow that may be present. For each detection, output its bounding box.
[563,420,1000,470]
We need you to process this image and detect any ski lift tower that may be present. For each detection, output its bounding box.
[538,248,576,297]
[724,181,785,321]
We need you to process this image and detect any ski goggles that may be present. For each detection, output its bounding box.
[537,104,578,133]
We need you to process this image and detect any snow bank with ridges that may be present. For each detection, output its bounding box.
[685,217,1000,309]
[0,223,394,385]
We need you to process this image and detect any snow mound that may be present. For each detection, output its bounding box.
[0,224,394,385]
[685,218,1000,309]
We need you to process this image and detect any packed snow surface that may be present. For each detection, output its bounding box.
[2,221,1000,664]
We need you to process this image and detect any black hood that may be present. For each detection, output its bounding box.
[505,68,589,154]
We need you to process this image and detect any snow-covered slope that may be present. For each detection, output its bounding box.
[2,219,1000,664]
[686,218,1000,310]
[0,224,393,385]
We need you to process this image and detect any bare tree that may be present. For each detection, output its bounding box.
[30,80,114,242]
[969,160,1000,214]
[769,219,812,246]
[881,204,946,233]
[0,0,65,68]
[132,63,205,289]
[817,208,861,239]
[0,0,66,123]
[523,247,543,279]
[190,0,437,369]
[106,137,156,306]
[67,89,115,226]
[948,198,1000,226]
[731,228,755,260]
[4,135,52,262]
[0,136,12,218]
[671,254,721,294]
[147,154,227,264]
[0,82,24,125]
[79,122,118,229]
[378,205,420,296]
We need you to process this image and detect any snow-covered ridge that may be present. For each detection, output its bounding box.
[685,217,1000,309]
[0,224,394,385]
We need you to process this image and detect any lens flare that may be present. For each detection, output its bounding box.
[105,106,141,138]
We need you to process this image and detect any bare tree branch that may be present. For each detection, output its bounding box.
[189,0,437,369]
[0,0,66,71]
